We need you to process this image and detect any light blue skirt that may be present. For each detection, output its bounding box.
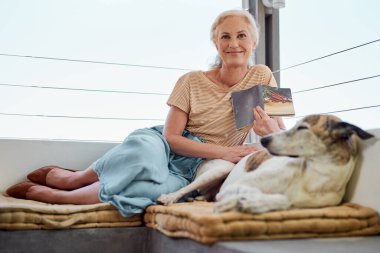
[92,125,204,217]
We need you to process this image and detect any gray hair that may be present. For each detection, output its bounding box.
[209,9,259,69]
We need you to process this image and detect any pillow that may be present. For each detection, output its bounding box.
[145,201,380,244]
[0,195,142,229]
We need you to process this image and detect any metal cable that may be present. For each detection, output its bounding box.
[0,39,379,122]
[0,82,170,96]
[272,39,380,74]
[0,112,164,121]
[1,105,379,122]
[293,74,380,93]
[0,53,193,71]
[1,39,378,74]
[288,105,380,119]
[1,73,379,96]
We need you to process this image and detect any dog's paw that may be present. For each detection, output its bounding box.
[215,194,277,214]
[216,184,254,201]
[237,194,291,213]
[215,184,291,214]
[228,192,291,213]
[213,197,239,213]
[214,185,249,212]
[234,196,265,213]
[157,193,181,206]
[194,195,208,201]
[184,194,212,203]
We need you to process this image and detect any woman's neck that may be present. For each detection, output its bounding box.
[216,65,249,88]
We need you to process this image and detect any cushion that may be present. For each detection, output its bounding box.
[144,201,380,244]
[0,195,141,230]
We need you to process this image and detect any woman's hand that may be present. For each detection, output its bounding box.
[221,145,261,164]
[252,106,282,136]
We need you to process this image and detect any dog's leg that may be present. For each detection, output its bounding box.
[214,184,290,213]
[238,191,290,213]
[157,165,233,205]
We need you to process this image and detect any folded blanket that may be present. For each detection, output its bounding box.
[144,201,380,244]
[0,195,141,230]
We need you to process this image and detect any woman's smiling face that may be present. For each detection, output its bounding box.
[214,16,256,68]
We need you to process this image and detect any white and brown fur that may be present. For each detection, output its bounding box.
[158,115,374,213]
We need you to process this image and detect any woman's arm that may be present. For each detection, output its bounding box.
[163,106,257,163]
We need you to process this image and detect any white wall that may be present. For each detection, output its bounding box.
[0,138,118,191]
[345,128,380,213]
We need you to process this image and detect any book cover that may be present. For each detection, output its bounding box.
[231,85,295,130]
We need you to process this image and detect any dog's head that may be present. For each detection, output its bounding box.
[260,115,374,164]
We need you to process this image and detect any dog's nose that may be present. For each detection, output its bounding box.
[260,136,272,147]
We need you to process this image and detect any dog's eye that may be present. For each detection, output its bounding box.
[297,125,308,131]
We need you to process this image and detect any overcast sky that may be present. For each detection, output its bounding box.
[0,0,379,141]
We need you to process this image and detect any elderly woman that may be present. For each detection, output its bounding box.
[6,10,285,217]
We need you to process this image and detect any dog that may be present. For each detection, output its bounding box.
[158,115,374,214]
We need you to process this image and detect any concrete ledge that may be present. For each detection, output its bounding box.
[1,227,379,253]
[0,227,148,253]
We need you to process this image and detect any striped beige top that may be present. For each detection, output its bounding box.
[167,64,277,147]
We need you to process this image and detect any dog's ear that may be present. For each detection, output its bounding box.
[331,121,374,140]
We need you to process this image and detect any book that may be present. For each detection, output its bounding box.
[231,85,295,130]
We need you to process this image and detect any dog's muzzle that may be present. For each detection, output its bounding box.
[260,136,272,148]
[260,136,299,158]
